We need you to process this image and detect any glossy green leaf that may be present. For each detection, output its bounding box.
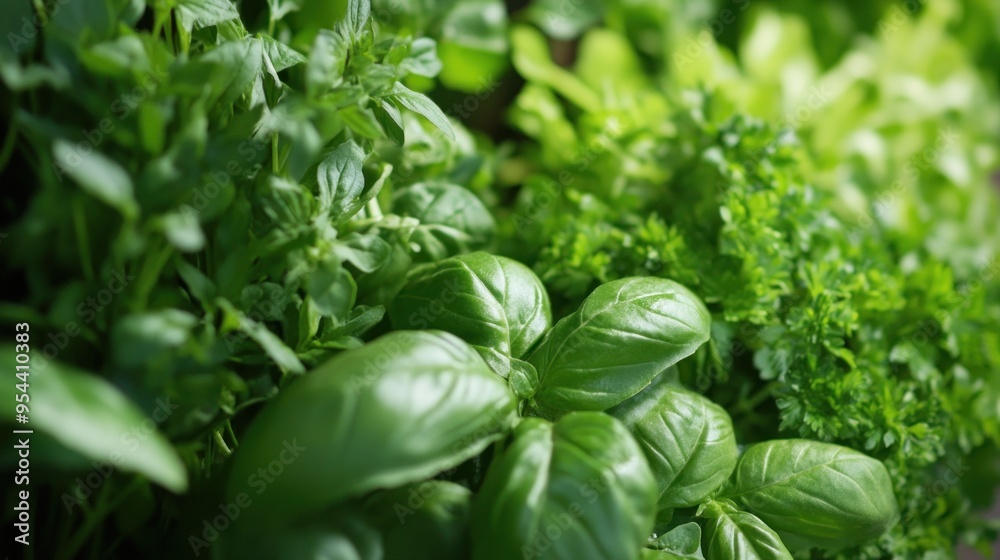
[258,34,307,72]
[315,139,366,221]
[640,550,695,560]
[437,0,508,92]
[159,211,206,252]
[372,98,405,145]
[227,331,517,527]
[333,233,392,273]
[53,140,137,219]
[399,37,443,78]
[221,513,383,560]
[609,377,737,511]
[266,0,302,23]
[527,0,602,40]
[0,349,187,492]
[471,413,657,560]
[198,39,264,109]
[388,252,551,376]
[308,260,356,318]
[723,439,900,552]
[390,81,455,140]
[363,480,472,560]
[175,0,240,31]
[647,522,704,559]
[343,0,372,39]
[510,25,600,112]
[306,29,348,97]
[528,277,711,417]
[218,299,305,374]
[699,500,792,560]
[391,182,495,262]
[110,310,199,368]
[340,104,385,140]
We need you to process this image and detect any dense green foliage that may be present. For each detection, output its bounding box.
[1,0,997,558]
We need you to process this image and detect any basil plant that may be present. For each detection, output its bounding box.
[221,258,901,560]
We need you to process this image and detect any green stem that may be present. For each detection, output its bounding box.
[271,133,279,174]
[213,430,232,457]
[60,479,142,560]
[151,8,164,39]
[225,420,239,449]
[74,199,95,281]
[88,515,104,560]
[733,381,781,418]
[165,9,175,53]
[30,0,46,24]
[133,239,174,311]
[365,197,384,221]
[0,115,18,172]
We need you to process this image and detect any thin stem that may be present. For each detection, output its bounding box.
[225,420,239,449]
[165,9,175,53]
[30,0,46,24]
[88,514,104,560]
[271,133,279,174]
[60,479,142,560]
[365,197,384,220]
[0,115,18,172]
[213,430,232,457]
[733,381,781,418]
[133,239,174,311]
[74,199,95,281]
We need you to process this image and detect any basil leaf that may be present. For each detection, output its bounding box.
[700,500,792,560]
[609,377,738,511]
[527,0,603,40]
[0,349,187,492]
[174,0,240,31]
[227,331,517,528]
[723,439,900,553]
[528,277,711,417]
[399,37,443,78]
[306,29,348,97]
[647,522,704,559]
[390,81,456,140]
[343,0,372,40]
[363,480,472,560]
[308,260,356,318]
[640,550,696,560]
[372,98,405,146]
[258,34,307,72]
[53,139,137,219]
[437,0,508,92]
[220,513,383,560]
[391,182,495,262]
[313,139,366,222]
[333,233,392,273]
[198,39,264,110]
[388,252,551,375]
[471,413,657,560]
[218,299,306,374]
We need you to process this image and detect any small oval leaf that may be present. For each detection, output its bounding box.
[388,252,551,374]
[700,500,793,560]
[609,377,738,511]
